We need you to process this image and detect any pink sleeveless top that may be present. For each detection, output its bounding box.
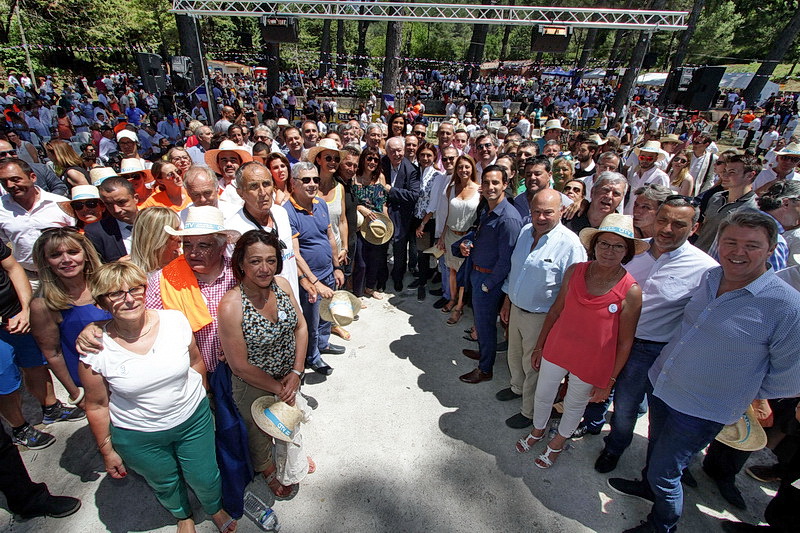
[543,261,636,388]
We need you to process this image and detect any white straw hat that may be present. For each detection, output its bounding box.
[578,213,650,255]
[319,291,362,326]
[58,185,102,217]
[251,396,304,443]
[204,139,253,175]
[715,405,767,452]
[164,206,240,242]
[360,213,394,245]
[89,167,119,186]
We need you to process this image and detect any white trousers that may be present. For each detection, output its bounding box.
[532,358,595,439]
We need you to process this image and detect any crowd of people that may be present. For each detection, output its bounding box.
[1,66,800,533]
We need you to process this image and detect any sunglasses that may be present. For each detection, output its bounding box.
[365,156,380,163]
[779,155,800,163]
[72,199,101,210]
[125,172,143,181]
[323,155,340,163]
[664,194,701,207]
[562,185,583,193]
[672,158,688,164]
[442,156,456,162]
[294,176,321,184]
[477,142,494,150]
[0,149,18,159]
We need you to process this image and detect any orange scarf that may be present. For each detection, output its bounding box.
[159,256,213,332]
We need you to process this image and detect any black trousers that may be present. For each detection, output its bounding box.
[0,429,51,515]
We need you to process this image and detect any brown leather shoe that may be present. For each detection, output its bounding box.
[459,368,493,383]
[462,349,480,360]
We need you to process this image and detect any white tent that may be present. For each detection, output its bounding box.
[635,70,780,105]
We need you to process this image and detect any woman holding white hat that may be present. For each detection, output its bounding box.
[352,147,390,299]
[515,214,643,469]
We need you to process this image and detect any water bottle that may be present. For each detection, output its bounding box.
[243,491,280,531]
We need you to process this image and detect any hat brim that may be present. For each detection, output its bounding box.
[578,227,650,255]
[319,291,362,325]
[204,148,253,175]
[633,148,666,161]
[715,406,767,452]
[304,145,348,164]
[57,199,101,218]
[164,225,240,243]
[251,396,302,443]
[423,245,445,259]
[360,213,395,245]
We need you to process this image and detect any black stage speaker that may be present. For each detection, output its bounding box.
[261,16,300,43]
[682,66,726,111]
[531,25,571,53]
[137,53,166,94]
[662,66,695,107]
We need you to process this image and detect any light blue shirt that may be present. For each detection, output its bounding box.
[624,240,718,342]
[502,222,586,313]
[649,266,800,425]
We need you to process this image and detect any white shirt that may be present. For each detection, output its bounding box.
[753,167,800,190]
[758,130,780,151]
[0,188,74,270]
[624,166,669,215]
[624,240,718,342]
[187,145,207,166]
[502,222,587,313]
[81,310,206,431]
[225,203,299,299]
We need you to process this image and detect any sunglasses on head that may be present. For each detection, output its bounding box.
[295,176,321,184]
[323,155,340,163]
[72,199,101,210]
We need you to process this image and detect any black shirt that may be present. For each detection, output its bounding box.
[0,245,23,321]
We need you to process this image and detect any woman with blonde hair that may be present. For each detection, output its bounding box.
[29,228,110,406]
[665,149,695,196]
[45,139,90,189]
[130,207,182,274]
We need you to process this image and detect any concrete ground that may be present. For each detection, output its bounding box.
[0,278,780,532]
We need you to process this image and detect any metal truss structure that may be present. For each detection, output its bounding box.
[171,1,688,32]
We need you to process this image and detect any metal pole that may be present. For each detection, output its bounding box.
[15,5,36,87]
[191,14,216,124]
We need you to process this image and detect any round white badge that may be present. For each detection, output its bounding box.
[608,303,618,313]
[278,310,287,321]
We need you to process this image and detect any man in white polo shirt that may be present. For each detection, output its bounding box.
[0,158,73,285]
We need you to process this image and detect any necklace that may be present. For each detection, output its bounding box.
[112,312,153,342]
[589,262,622,285]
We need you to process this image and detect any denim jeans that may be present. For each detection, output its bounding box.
[438,256,451,301]
[643,395,724,533]
[603,340,666,456]
[469,269,504,374]
[299,272,334,367]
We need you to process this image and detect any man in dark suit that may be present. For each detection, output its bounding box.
[84,177,139,262]
[381,136,420,291]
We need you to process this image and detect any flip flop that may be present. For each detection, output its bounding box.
[216,518,237,533]
[331,326,351,341]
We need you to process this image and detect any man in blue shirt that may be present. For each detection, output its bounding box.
[285,162,345,376]
[496,189,586,428]
[124,101,147,127]
[609,210,800,533]
[458,166,523,384]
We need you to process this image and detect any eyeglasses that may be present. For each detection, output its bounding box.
[0,149,18,159]
[638,154,656,161]
[664,194,701,207]
[477,142,494,150]
[170,156,191,163]
[323,155,340,163]
[365,156,380,163]
[72,199,101,210]
[562,185,583,193]
[596,240,627,253]
[442,156,456,162]
[103,285,146,303]
[294,176,321,184]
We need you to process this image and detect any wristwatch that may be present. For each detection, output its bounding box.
[291,369,303,378]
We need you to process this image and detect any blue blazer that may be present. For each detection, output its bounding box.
[381,156,420,238]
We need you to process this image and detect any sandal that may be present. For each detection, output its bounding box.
[211,510,237,533]
[441,300,456,313]
[446,308,463,326]
[307,456,316,474]
[331,325,351,341]
[535,445,563,469]
[262,467,296,500]
[515,432,543,454]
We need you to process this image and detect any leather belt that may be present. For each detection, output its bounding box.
[634,337,668,345]
[451,229,469,236]
[473,265,492,274]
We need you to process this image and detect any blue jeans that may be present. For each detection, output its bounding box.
[438,256,451,301]
[469,269,504,374]
[643,395,724,533]
[299,272,334,367]
[604,340,666,456]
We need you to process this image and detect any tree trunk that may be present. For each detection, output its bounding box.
[499,0,516,60]
[743,8,800,105]
[320,19,332,77]
[612,0,667,118]
[669,0,706,71]
[356,11,370,76]
[382,16,403,113]
[577,28,598,70]
[607,30,627,67]
[336,20,346,78]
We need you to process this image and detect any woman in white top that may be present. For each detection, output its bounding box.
[79,262,236,533]
[436,154,481,325]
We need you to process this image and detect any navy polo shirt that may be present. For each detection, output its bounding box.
[285,196,334,279]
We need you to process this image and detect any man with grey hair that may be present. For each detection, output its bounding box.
[187,125,213,166]
[754,180,800,270]
[632,184,672,239]
[365,123,383,153]
[611,209,800,533]
[381,136,420,291]
[542,139,562,162]
[564,171,627,234]
[285,161,346,375]
[580,151,621,193]
[252,124,280,153]
[181,166,239,222]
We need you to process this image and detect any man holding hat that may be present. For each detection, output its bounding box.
[610,210,800,533]
[625,141,669,215]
